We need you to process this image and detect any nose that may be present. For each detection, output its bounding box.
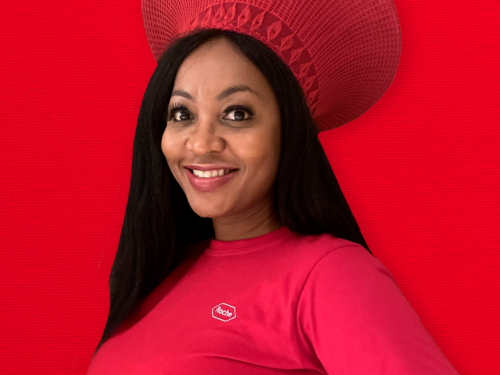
[185,117,224,155]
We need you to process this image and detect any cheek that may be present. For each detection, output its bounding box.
[161,131,180,171]
[243,135,280,183]
[261,122,281,168]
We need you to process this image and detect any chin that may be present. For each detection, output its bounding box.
[188,201,224,219]
[191,209,222,219]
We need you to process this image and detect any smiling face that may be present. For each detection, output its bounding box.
[161,37,281,232]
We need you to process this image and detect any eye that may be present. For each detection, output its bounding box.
[223,105,254,121]
[166,102,191,122]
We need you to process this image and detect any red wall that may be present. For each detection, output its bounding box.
[1,1,499,373]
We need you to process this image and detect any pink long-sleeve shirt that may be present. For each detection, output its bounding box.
[87,226,459,374]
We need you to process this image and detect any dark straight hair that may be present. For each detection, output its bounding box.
[93,28,372,356]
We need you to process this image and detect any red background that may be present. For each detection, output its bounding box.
[1,1,499,374]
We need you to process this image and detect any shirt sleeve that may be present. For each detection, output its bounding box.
[296,243,459,374]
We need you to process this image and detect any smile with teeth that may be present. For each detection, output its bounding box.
[191,169,236,178]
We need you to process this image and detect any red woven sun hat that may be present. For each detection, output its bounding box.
[141,0,402,132]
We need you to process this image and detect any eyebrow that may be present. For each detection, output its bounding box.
[171,84,259,102]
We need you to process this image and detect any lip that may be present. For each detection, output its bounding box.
[184,164,239,171]
[185,167,238,192]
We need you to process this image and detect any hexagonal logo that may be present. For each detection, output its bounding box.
[212,303,236,322]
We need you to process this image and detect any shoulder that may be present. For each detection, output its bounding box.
[296,234,407,341]
[304,234,397,291]
[290,230,368,256]
[289,231,390,280]
[277,231,399,296]
[285,231,403,318]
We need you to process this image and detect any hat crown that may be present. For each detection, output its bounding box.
[179,2,320,118]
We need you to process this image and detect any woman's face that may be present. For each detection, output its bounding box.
[161,37,281,221]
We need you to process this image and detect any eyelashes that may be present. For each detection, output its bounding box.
[165,102,254,123]
[166,102,188,122]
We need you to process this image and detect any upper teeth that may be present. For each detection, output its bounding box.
[193,169,233,178]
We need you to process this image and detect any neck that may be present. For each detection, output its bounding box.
[212,200,283,242]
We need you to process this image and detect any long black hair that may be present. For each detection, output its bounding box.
[94,28,372,356]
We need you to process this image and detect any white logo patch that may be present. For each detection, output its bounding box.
[212,303,237,322]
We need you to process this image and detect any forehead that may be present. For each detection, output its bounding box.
[173,38,271,94]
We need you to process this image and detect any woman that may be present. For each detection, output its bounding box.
[88,0,459,373]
